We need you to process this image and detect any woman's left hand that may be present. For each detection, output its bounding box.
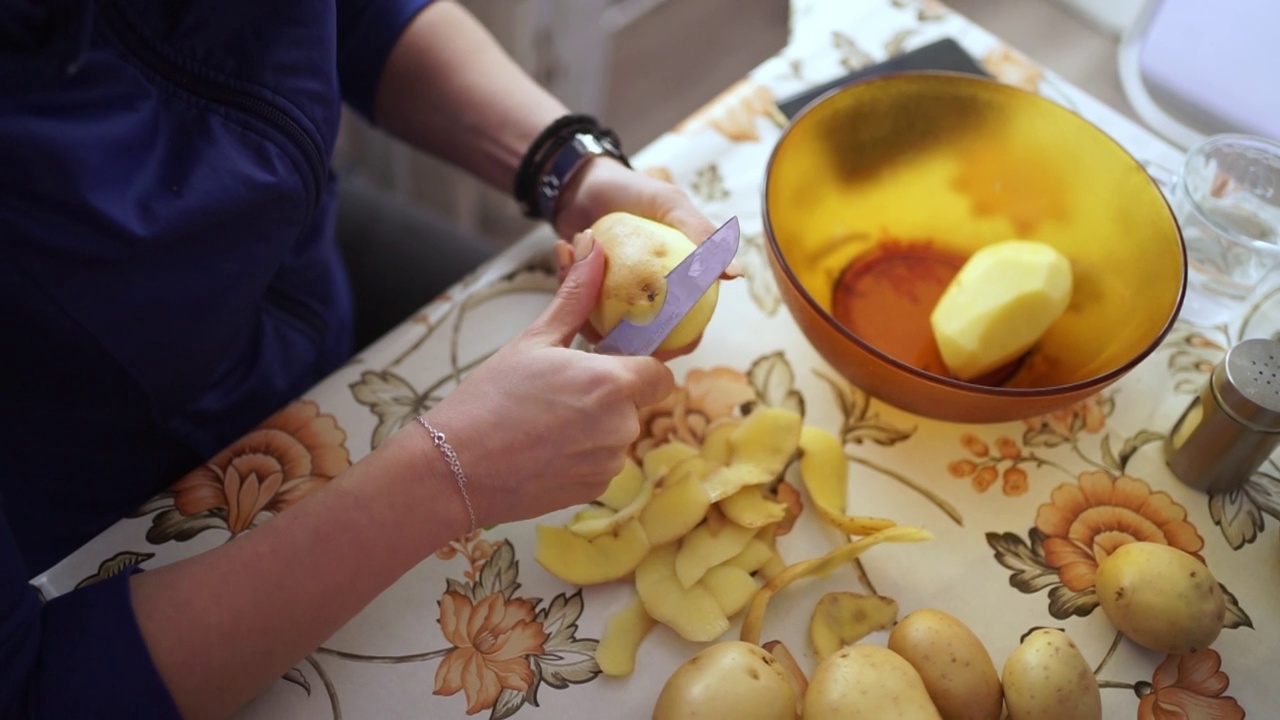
[549,157,741,359]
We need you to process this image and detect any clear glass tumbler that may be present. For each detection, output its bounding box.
[1160,134,1280,325]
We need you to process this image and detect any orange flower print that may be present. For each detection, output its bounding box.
[633,367,759,459]
[435,530,498,582]
[1002,467,1029,497]
[1137,650,1244,720]
[140,400,351,541]
[949,433,1043,496]
[434,592,550,715]
[981,45,1044,93]
[675,80,782,142]
[1025,393,1109,438]
[1036,472,1203,592]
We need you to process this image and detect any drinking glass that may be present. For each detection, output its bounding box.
[1158,134,1280,325]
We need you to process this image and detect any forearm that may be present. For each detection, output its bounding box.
[374,1,568,193]
[129,426,467,720]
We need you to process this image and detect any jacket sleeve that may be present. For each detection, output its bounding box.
[336,0,437,121]
[0,507,180,719]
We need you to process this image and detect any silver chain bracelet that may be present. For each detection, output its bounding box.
[415,416,478,534]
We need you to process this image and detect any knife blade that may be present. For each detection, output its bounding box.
[596,216,740,356]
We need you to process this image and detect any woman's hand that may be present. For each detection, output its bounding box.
[421,232,675,527]
[550,158,741,358]
[553,157,718,248]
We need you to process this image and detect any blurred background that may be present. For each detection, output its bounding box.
[334,0,1274,248]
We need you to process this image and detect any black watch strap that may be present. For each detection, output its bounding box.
[514,115,630,222]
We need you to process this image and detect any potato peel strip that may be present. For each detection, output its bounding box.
[798,426,897,536]
[739,525,933,645]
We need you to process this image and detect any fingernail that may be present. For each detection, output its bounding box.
[573,229,595,262]
[554,241,573,271]
[725,260,745,279]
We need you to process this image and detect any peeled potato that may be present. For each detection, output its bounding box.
[653,641,797,720]
[1095,542,1225,655]
[888,609,1002,720]
[803,644,941,720]
[1001,629,1100,720]
[589,212,720,352]
[930,239,1072,380]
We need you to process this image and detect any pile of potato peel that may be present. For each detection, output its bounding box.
[534,404,1229,720]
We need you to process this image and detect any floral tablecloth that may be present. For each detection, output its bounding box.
[37,1,1279,718]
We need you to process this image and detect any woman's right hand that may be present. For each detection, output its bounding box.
[417,230,675,527]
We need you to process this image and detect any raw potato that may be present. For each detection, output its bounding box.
[1095,541,1226,654]
[930,239,1073,380]
[809,592,899,659]
[1001,629,1101,720]
[588,212,720,353]
[653,641,797,720]
[534,519,650,586]
[888,609,1002,720]
[803,644,941,720]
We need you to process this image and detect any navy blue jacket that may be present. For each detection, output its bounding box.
[0,0,431,715]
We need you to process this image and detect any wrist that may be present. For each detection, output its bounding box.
[513,115,630,225]
[378,420,476,544]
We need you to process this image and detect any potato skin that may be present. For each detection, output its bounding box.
[888,609,1002,720]
[652,641,796,720]
[802,644,941,720]
[1095,542,1225,655]
[589,212,720,352]
[1001,629,1100,720]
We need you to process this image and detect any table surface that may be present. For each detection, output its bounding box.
[37,1,1278,718]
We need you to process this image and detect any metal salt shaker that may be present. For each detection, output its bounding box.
[1166,338,1280,494]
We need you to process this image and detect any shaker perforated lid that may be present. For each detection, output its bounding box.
[1212,337,1280,432]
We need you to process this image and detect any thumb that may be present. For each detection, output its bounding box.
[529,230,604,346]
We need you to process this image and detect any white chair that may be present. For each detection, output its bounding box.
[1117,0,1279,149]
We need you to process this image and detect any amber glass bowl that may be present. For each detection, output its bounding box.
[763,73,1185,423]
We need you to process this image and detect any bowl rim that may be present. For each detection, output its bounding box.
[761,70,1188,399]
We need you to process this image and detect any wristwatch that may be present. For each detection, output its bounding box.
[533,131,628,221]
